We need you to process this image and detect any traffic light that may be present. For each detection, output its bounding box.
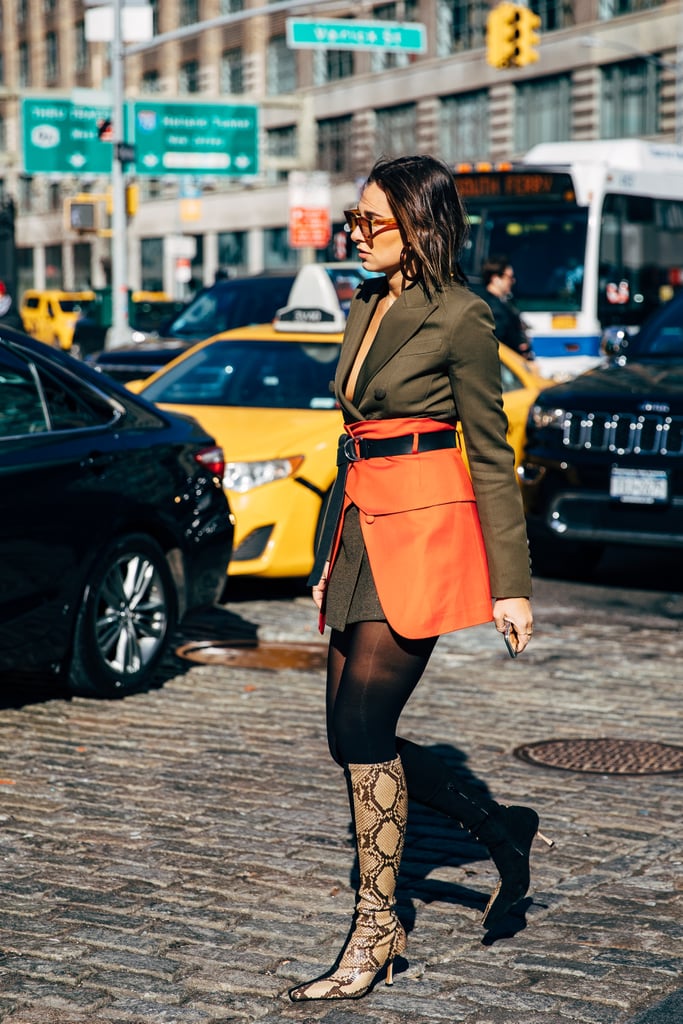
[486,3,542,69]
[515,6,541,66]
[486,2,519,69]
[65,198,98,232]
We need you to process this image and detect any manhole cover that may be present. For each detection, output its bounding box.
[175,640,327,672]
[513,738,683,775]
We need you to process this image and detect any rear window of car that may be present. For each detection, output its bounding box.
[142,339,341,410]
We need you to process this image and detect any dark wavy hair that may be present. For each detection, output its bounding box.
[365,155,470,295]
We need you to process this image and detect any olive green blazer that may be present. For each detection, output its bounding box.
[335,276,532,599]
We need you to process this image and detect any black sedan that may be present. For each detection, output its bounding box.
[521,290,683,575]
[0,329,234,697]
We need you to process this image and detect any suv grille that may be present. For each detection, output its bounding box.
[561,411,683,456]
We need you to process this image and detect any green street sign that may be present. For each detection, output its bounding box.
[132,102,259,176]
[22,98,113,174]
[286,18,427,53]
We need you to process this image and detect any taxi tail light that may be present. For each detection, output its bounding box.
[194,446,226,477]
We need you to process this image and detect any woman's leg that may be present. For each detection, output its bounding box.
[290,622,435,1002]
[325,626,550,929]
[325,621,437,766]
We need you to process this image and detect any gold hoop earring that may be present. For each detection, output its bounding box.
[400,244,420,282]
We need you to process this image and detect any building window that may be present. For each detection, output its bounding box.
[436,0,487,57]
[48,182,61,212]
[266,125,297,181]
[0,54,4,86]
[317,115,353,176]
[267,35,297,95]
[375,104,418,160]
[17,0,28,25]
[598,0,663,18]
[515,75,571,152]
[313,48,354,85]
[46,32,59,83]
[371,2,418,72]
[221,47,244,94]
[19,42,30,87]
[220,0,243,11]
[180,0,199,27]
[0,115,5,151]
[141,238,164,292]
[264,226,296,269]
[75,21,88,73]
[601,59,659,138]
[217,230,247,274]
[440,91,489,163]
[45,244,62,287]
[179,60,201,94]
[534,0,575,30]
[141,70,161,93]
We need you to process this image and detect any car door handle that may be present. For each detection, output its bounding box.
[81,451,115,474]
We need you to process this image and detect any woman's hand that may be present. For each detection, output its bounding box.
[493,597,533,655]
[311,560,330,611]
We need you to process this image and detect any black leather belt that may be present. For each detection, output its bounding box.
[309,429,457,587]
[337,430,457,465]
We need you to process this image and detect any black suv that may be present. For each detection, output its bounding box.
[521,293,683,575]
[88,272,296,383]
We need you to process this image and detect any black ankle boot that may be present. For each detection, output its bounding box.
[463,798,540,927]
[398,739,552,927]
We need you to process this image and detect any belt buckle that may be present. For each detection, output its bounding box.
[343,436,363,462]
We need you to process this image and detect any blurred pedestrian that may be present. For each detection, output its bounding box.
[288,156,549,1004]
[0,281,24,331]
[481,256,534,359]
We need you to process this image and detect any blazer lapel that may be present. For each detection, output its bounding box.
[354,282,438,400]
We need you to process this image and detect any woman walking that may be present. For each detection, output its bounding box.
[288,154,548,1003]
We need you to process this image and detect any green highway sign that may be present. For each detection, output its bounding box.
[286,17,427,53]
[22,98,113,174]
[132,102,259,176]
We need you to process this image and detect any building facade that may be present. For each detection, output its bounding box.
[0,0,680,298]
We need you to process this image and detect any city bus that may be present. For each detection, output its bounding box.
[455,139,683,378]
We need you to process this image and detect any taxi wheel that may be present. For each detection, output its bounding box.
[68,534,178,698]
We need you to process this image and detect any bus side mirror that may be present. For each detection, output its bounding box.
[601,325,631,361]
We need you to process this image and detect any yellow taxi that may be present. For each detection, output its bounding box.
[130,264,547,578]
[20,289,95,351]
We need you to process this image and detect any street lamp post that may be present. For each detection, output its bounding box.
[109,0,129,348]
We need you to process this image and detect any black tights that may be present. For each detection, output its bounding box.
[326,621,437,766]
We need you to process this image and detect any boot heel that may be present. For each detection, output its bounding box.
[537,829,555,848]
[385,959,395,986]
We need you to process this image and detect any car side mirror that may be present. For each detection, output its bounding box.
[600,325,631,361]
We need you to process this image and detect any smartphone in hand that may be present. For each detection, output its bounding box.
[503,621,519,658]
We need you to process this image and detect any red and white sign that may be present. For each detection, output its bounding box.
[289,171,331,249]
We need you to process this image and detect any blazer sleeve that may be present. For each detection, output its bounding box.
[444,289,532,598]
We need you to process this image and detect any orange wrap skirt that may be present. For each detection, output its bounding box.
[323,417,493,640]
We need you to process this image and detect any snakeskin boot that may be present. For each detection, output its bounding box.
[289,755,408,1001]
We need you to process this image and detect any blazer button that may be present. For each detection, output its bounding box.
[374,388,386,400]
[365,514,375,524]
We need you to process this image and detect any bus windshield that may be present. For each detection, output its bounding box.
[462,206,588,313]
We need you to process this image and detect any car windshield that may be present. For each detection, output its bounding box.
[463,206,588,313]
[141,339,341,409]
[166,277,294,340]
[630,296,683,358]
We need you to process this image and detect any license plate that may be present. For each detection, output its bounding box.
[609,467,669,504]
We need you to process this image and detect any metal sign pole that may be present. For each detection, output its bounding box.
[109,0,129,348]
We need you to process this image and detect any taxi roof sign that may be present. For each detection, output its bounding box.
[274,262,372,333]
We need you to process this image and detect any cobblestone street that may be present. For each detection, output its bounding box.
[0,574,681,1024]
